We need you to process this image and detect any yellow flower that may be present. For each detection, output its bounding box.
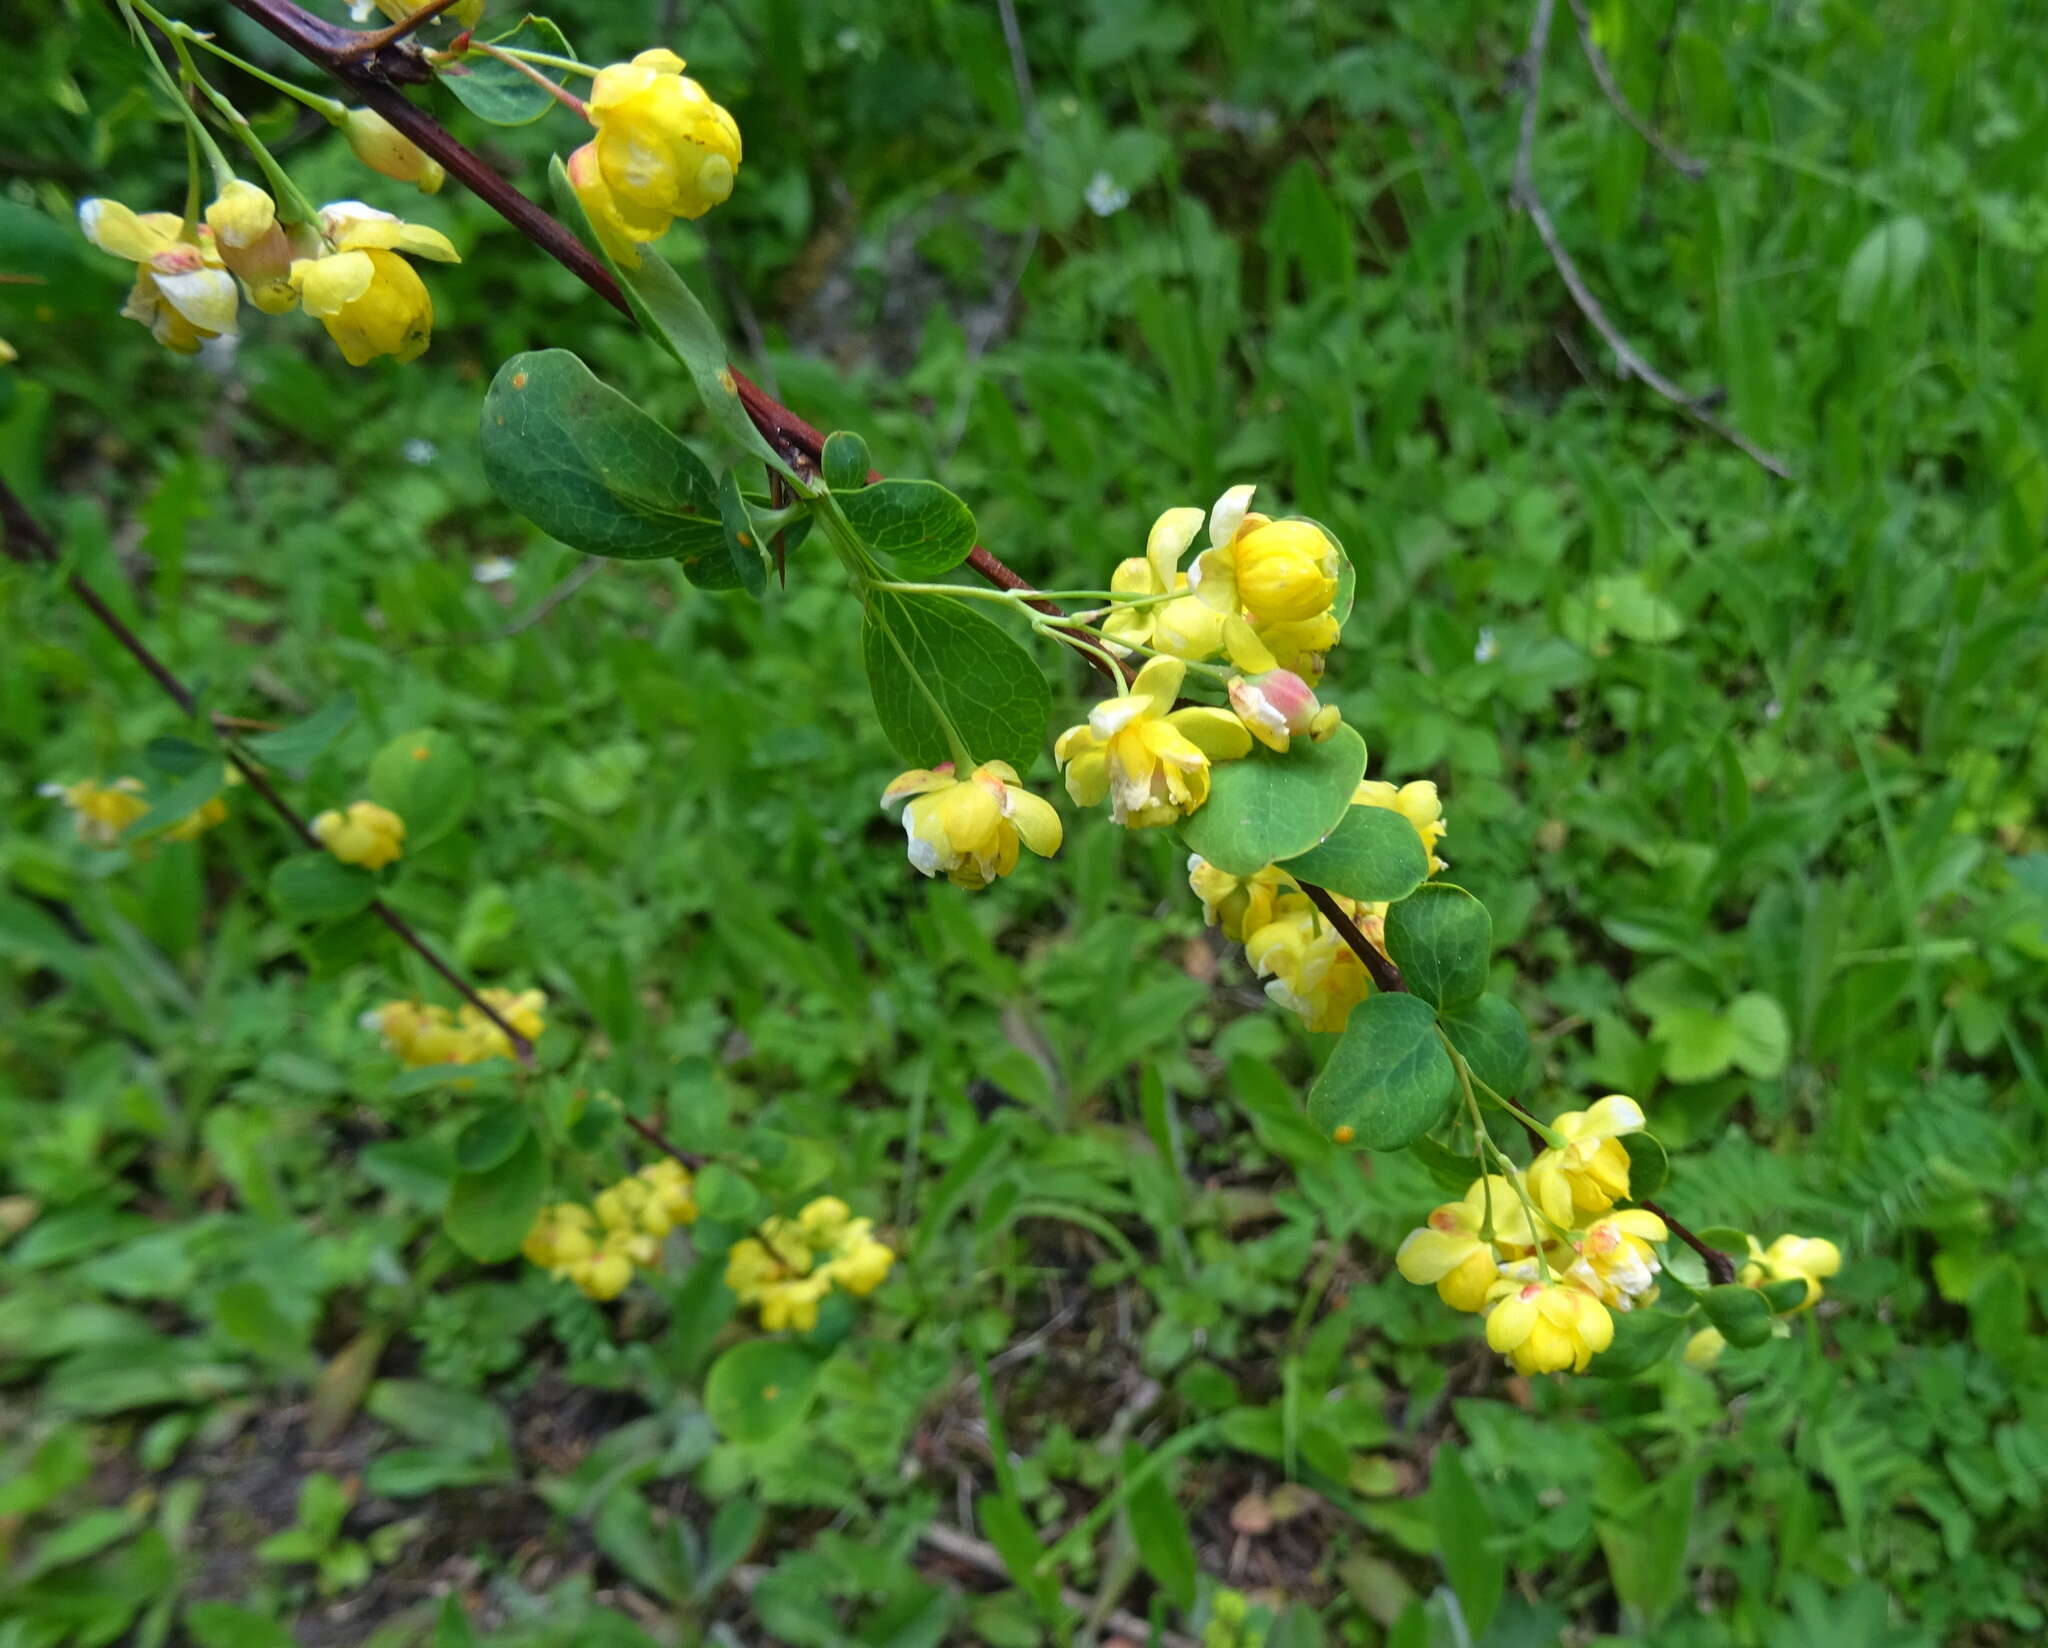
[289,202,459,367]
[724,1196,895,1329]
[363,987,544,1066]
[1243,895,1376,1032]
[204,181,298,314]
[637,1160,699,1231]
[1569,1209,1667,1310]
[1352,780,1448,874]
[572,1236,639,1301]
[311,799,406,869]
[565,140,668,269]
[1186,855,1293,943]
[588,49,742,232]
[1526,1095,1645,1229]
[78,198,239,353]
[159,793,229,843]
[1683,1326,1726,1369]
[1249,611,1342,683]
[1395,1176,1538,1313]
[461,987,547,1058]
[881,761,1062,889]
[51,778,148,847]
[1102,489,1275,669]
[821,1234,895,1296]
[1232,520,1340,623]
[1739,1233,1842,1312]
[1483,1277,1614,1375]
[522,1202,595,1269]
[1227,669,1340,754]
[1055,656,1253,829]
[756,1274,832,1332]
[724,1237,784,1301]
[341,108,446,194]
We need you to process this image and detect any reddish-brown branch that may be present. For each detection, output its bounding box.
[333,0,464,64]
[0,476,535,1064]
[622,1113,708,1171]
[1641,1200,1737,1285]
[1300,882,1406,995]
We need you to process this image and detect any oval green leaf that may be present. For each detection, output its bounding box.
[704,1341,822,1444]
[1181,723,1367,877]
[1588,1307,1689,1378]
[837,478,977,576]
[861,589,1050,773]
[435,17,576,126]
[368,728,474,849]
[1279,801,1426,903]
[716,469,768,597]
[443,1128,545,1263]
[267,855,378,926]
[1383,883,1491,1011]
[1437,993,1531,1101]
[1307,991,1457,1150]
[821,430,873,491]
[242,693,356,772]
[1700,1283,1774,1348]
[479,349,726,576]
[1622,1131,1669,1202]
[455,1105,529,1175]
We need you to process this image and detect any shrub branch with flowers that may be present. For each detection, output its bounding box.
[12,0,1854,1500]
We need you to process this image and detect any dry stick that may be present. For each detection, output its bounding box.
[1563,0,1705,179]
[1513,0,1791,479]
[1641,1199,1737,1285]
[0,475,535,1065]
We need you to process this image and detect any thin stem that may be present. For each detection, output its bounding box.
[0,476,536,1066]
[164,26,322,221]
[464,40,590,118]
[137,2,349,120]
[1298,883,1405,995]
[119,0,238,196]
[460,44,598,77]
[622,1113,707,1171]
[1641,1200,1736,1285]
[1452,1048,1551,1277]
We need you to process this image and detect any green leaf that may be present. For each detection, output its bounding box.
[1760,1277,1811,1315]
[694,1162,762,1224]
[1725,992,1790,1078]
[715,468,768,597]
[1308,992,1456,1150]
[1124,1443,1197,1612]
[549,157,793,481]
[821,430,872,490]
[367,728,474,849]
[1181,724,1368,877]
[1699,1283,1773,1349]
[142,734,211,776]
[1622,1131,1669,1201]
[1278,801,1426,903]
[1407,1134,1482,1196]
[479,349,727,575]
[184,1603,296,1648]
[1594,574,1684,644]
[1430,1446,1501,1636]
[1653,1005,1738,1084]
[861,589,1050,772]
[435,17,576,126]
[267,855,377,925]
[1382,883,1491,1011]
[442,1128,545,1263]
[1589,1307,1689,1378]
[837,478,978,576]
[703,1341,822,1443]
[131,761,224,839]
[210,1280,309,1368]
[241,693,356,771]
[1438,994,1531,1101]
[1839,214,1930,326]
[455,1105,529,1174]
[365,1380,512,1460]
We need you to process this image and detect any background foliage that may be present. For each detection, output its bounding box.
[3,0,2046,1643]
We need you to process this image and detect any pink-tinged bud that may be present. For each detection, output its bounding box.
[1227,669,1329,752]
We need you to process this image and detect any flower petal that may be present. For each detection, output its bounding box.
[1001,787,1063,857]
[1129,654,1187,716]
[1395,1226,1473,1285]
[1146,506,1204,589]
[1208,483,1257,547]
[1164,706,1252,760]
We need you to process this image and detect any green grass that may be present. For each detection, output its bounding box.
[3,0,2046,1644]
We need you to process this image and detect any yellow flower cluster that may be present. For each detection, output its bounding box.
[363,987,546,1066]
[568,49,742,266]
[79,188,459,366]
[1395,1098,1662,1376]
[1105,485,1345,682]
[724,1196,895,1333]
[1685,1232,1845,1366]
[312,800,406,869]
[44,775,227,849]
[522,1160,699,1302]
[881,760,1062,888]
[1187,779,1449,1033]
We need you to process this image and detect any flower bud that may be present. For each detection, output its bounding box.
[205,182,298,314]
[1227,669,1332,753]
[1233,519,1338,623]
[342,108,446,194]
